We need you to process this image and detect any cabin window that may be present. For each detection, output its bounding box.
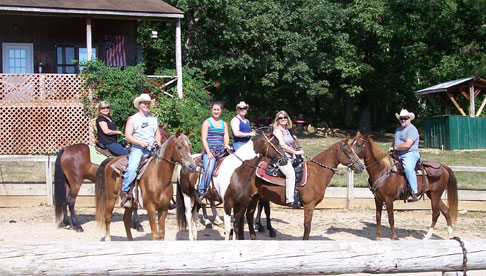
[2,43,34,73]
[56,46,96,74]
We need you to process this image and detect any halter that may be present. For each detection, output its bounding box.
[338,141,362,170]
[351,138,391,191]
[351,138,380,169]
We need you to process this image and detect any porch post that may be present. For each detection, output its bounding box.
[469,81,475,117]
[86,17,92,61]
[175,19,183,98]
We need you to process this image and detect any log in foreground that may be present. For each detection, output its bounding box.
[0,239,485,275]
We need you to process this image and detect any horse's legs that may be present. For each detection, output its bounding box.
[374,198,383,240]
[424,195,443,240]
[201,206,212,227]
[384,198,397,240]
[233,204,246,240]
[122,207,134,241]
[223,213,232,241]
[145,205,159,240]
[437,200,454,239]
[66,195,83,232]
[157,209,168,240]
[303,205,316,240]
[263,199,276,238]
[132,206,144,232]
[183,194,197,241]
[104,198,116,242]
[211,202,224,226]
[61,203,70,228]
[255,199,265,233]
[246,197,260,240]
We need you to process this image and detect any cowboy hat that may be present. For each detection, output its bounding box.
[395,109,415,121]
[236,101,249,109]
[133,93,154,108]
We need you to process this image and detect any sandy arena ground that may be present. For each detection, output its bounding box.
[0,205,484,275]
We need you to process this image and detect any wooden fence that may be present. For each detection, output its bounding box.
[0,239,484,275]
[0,155,485,210]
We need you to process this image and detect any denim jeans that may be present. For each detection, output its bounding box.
[232,142,245,152]
[400,150,421,194]
[122,146,149,193]
[106,143,128,156]
[199,152,216,195]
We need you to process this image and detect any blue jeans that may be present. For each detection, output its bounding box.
[400,150,421,194]
[122,146,149,193]
[232,142,245,152]
[106,143,128,156]
[199,153,216,195]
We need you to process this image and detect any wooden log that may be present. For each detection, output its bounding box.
[445,91,467,116]
[0,240,484,275]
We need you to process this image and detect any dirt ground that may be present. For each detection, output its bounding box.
[0,205,485,275]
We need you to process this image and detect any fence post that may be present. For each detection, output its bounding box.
[347,168,354,209]
[46,155,53,205]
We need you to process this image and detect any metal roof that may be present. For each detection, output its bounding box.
[414,76,476,95]
[0,0,183,19]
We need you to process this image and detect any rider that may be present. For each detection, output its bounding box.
[121,93,162,207]
[230,101,256,151]
[95,101,128,156]
[198,102,230,205]
[273,110,304,208]
[389,109,420,202]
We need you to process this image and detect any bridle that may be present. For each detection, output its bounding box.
[338,141,363,170]
[351,138,380,169]
[351,137,391,191]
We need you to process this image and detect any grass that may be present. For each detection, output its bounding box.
[298,132,486,190]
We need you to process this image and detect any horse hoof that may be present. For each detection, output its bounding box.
[74,226,84,233]
[269,230,276,238]
[256,224,265,232]
[133,223,144,232]
[250,234,257,240]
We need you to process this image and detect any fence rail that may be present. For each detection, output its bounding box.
[0,155,485,209]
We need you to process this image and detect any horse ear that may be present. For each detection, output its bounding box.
[163,122,168,130]
[266,126,274,134]
[184,129,190,136]
[176,128,181,137]
[342,136,350,144]
[356,130,362,137]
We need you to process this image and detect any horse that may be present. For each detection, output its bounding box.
[350,131,458,240]
[54,124,170,232]
[175,128,286,240]
[94,129,195,241]
[224,137,365,240]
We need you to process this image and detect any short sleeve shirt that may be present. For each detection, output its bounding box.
[394,123,419,155]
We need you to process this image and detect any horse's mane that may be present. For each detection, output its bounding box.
[156,135,173,161]
[367,136,391,169]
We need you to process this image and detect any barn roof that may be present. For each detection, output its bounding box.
[414,76,486,95]
[0,0,183,19]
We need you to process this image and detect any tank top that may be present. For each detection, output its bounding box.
[232,116,251,143]
[207,118,225,148]
[131,112,158,149]
[280,128,294,158]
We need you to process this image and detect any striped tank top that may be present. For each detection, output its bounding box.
[207,118,225,149]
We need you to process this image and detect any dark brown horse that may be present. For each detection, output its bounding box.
[225,137,365,240]
[54,124,170,232]
[95,129,196,241]
[351,131,458,240]
[175,129,286,240]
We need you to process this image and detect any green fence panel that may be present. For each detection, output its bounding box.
[424,115,486,150]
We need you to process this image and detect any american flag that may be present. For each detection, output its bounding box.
[105,35,126,66]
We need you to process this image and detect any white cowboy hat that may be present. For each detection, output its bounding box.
[133,93,154,108]
[395,109,415,121]
[236,101,249,109]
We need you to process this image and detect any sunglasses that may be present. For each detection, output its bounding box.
[277,116,288,120]
[399,117,409,121]
[238,107,248,110]
[101,107,110,110]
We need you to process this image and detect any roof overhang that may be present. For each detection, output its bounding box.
[414,76,486,95]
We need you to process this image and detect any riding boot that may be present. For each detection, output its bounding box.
[121,192,133,208]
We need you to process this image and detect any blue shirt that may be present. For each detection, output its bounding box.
[232,116,251,143]
[394,123,419,155]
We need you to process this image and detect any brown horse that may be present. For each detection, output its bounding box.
[175,128,286,240]
[95,129,196,241]
[351,131,458,240]
[225,137,365,240]
[54,124,170,232]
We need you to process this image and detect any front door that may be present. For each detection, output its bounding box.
[2,43,34,73]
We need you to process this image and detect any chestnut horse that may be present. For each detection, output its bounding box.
[54,124,170,232]
[175,129,286,240]
[351,131,458,240]
[225,137,365,240]
[95,129,196,241]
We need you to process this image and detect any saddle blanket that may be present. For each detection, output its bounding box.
[89,145,108,165]
[256,160,308,186]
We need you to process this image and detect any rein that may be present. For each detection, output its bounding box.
[302,153,344,176]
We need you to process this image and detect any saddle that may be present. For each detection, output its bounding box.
[256,157,307,187]
[95,141,114,157]
[391,153,443,201]
[196,150,229,204]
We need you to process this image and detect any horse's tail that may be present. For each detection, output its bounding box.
[175,166,187,230]
[54,148,66,222]
[95,158,112,228]
[444,165,458,223]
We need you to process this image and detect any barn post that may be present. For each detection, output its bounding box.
[175,19,183,98]
[86,17,92,61]
[469,80,475,117]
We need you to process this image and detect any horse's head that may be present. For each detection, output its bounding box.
[159,128,196,173]
[351,131,369,160]
[351,131,390,169]
[252,126,286,163]
[337,136,365,174]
